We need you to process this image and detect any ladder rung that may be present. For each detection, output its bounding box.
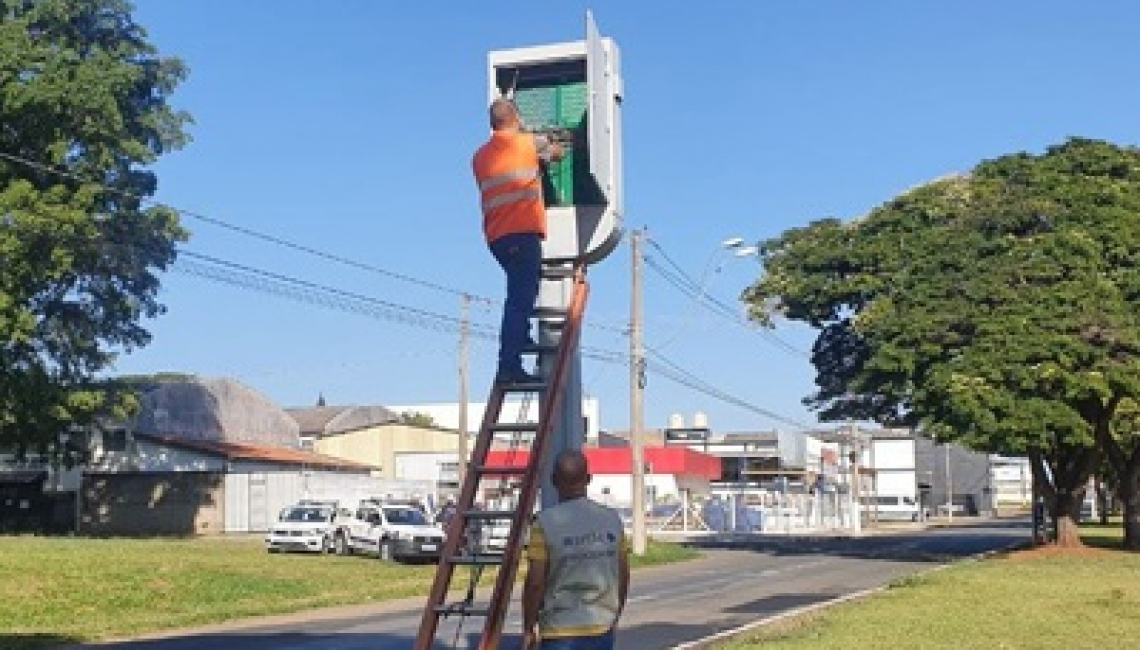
[521,342,558,355]
[533,306,569,319]
[473,465,523,476]
[448,555,505,566]
[435,604,491,617]
[540,266,575,280]
[490,422,539,433]
[464,509,516,519]
[498,380,546,392]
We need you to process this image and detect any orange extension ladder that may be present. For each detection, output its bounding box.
[413,263,588,650]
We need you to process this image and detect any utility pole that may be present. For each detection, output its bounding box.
[945,442,953,522]
[630,228,647,555]
[849,424,862,533]
[457,294,470,491]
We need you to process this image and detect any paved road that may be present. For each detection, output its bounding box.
[86,519,1028,650]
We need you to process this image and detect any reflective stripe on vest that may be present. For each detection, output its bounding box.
[482,187,541,212]
[478,168,539,192]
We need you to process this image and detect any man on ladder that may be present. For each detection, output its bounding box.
[472,98,565,384]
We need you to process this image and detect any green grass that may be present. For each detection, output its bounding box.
[0,536,695,648]
[1077,520,1125,549]
[719,527,1140,650]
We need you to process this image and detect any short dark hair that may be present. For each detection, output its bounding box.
[489,98,519,130]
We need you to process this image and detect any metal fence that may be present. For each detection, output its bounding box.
[649,490,864,535]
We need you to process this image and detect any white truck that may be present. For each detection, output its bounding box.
[333,502,445,562]
[862,494,927,521]
[265,502,341,554]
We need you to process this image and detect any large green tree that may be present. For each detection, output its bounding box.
[744,139,1140,547]
[0,0,189,456]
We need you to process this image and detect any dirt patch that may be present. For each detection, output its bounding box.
[1004,544,1122,561]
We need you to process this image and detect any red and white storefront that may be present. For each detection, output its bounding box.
[484,447,721,507]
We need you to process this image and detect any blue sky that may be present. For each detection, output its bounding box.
[117,0,1140,434]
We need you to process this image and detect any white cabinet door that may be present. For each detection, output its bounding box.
[586,10,620,208]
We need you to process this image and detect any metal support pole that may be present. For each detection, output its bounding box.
[538,262,584,511]
[851,428,862,534]
[457,294,470,491]
[682,489,690,531]
[629,229,647,555]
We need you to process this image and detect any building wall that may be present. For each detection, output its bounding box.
[94,438,226,473]
[222,469,433,533]
[868,438,917,498]
[224,470,301,533]
[991,456,1032,508]
[82,472,224,536]
[588,473,711,506]
[915,438,992,515]
[87,441,378,534]
[315,423,457,478]
[388,398,602,443]
[395,452,457,490]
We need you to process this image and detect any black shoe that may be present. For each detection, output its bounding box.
[495,367,541,384]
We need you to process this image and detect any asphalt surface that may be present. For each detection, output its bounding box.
[79,519,1029,650]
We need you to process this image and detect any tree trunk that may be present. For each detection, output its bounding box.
[1031,445,1096,548]
[1094,426,1140,549]
[1121,470,1140,550]
[1096,476,1110,525]
[1123,499,1140,550]
[1055,513,1084,547]
[1052,489,1086,548]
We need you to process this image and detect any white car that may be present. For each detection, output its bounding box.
[265,504,339,554]
[335,504,445,562]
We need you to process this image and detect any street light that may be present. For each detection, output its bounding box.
[698,237,759,292]
[656,237,759,351]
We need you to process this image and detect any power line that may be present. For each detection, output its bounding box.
[643,237,809,359]
[2,151,812,427]
[0,149,489,302]
[0,149,639,337]
[177,251,811,429]
[176,250,500,338]
[644,348,814,430]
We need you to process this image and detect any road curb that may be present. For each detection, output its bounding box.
[667,537,1031,649]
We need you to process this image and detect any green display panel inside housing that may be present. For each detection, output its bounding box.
[508,78,605,207]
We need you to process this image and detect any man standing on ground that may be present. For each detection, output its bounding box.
[522,449,630,649]
[436,498,457,527]
[472,98,564,384]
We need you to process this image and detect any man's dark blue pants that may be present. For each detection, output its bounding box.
[489,232,542,375]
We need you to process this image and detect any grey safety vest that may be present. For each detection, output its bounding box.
[535,497,625,637]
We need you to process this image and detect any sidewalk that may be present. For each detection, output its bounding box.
[650,515,1004,545]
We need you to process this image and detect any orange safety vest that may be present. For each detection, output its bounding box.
[472,131,546,243]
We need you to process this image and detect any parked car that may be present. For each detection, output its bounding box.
[614,507,634,529]
[265,504,340,554]
[479,498,522,554]
[334,503,445,562]
[861,495,925,522]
